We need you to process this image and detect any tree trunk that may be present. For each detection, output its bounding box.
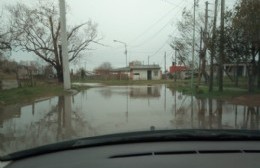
[56,65,64,83]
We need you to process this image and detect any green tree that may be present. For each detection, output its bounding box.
[232,0,260,92]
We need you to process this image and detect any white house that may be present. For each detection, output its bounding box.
[111,62,161,80]
[130,64,161,80]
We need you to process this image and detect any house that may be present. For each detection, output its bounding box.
[205,63,252,78]
[169,62,190,79]
[223,63,248,77]
[111,61,162,80]
[130,64,161,80]
[110,67,131,80]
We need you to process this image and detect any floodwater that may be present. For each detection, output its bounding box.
[0,85,259,155]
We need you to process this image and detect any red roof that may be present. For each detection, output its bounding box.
[169,65,188,74]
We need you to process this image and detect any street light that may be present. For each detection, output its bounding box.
[113,40,128,67]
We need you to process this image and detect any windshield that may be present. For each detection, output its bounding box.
[0,0,259,158]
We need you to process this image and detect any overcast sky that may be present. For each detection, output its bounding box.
[1,0,237,71]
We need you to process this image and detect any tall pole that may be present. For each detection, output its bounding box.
[191,0,196,128]
[209,0,218,92]
[164,51,166,74]
[191,0,196,91]
[174,48,177,82]
[124,44,127,67]
[204,1,209,38]
[59,0,71,90]
[219,0,225,92]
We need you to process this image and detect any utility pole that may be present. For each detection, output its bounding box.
[198,27,203,84]
[191,0,196,128]
[219,0,225,92]
[209,0,218,92]
[198,2,209,85]
[148,55,150,65]
[174,49,178,82]
[202,1,208,84]
[191,0,196,91]
[164,51,166,75]
[204,1,209,38]
[59,0,71,90]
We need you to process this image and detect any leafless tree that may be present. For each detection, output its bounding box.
[7,1,99,82]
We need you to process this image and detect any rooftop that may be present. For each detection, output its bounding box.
[112,64,161,72]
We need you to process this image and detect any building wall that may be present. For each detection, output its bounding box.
[223,64,247,77]
[152,69,161,80]
[132,70,147,80]
[132,69,161,80]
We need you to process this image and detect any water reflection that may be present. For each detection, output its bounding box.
[0,85,259,156]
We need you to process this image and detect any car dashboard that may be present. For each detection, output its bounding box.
[2,141,260,168]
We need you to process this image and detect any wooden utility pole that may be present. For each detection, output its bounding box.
[164,51,166,74]
[174,48,178,82]
[209,0,219,92]
[198,1,209,85]
[219,0,225,92]
[59,0,71,90]
[191,0,196,91]
[198,27,203,84]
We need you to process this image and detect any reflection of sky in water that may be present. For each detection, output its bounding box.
[0,85,259,156]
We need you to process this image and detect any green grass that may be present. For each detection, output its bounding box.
[168,81,260,99]
[1,78,258,105]
[0,84,64,105]
[193,86,249,99]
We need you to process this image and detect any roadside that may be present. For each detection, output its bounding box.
[0,82,90,106]
[0,80,174,106]
[0,83,63,106]
[1,79,259,106]
[227,95,260,106]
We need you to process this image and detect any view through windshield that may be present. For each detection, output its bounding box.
[0,0,259,158]
[1,85,260,155]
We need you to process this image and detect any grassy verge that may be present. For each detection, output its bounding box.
[0,84,64,105]
[167,81,260,99]
[0,81,93,106]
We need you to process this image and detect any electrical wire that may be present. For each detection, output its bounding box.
[129,1,185,44]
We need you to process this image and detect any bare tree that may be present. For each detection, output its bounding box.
[7,1,99,82]
[170,5,207,69]
[0,14,11,56]
[94,62,112,75]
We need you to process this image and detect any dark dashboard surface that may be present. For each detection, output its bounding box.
[5,141,260,168]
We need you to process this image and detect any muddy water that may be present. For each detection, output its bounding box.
[0,85,259,155]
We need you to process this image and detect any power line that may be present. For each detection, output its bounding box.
[128,1,186,49]
[148,14,183,59]
[129,1,186,44]
[129,1,184,47]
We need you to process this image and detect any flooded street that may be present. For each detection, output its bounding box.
[0,85,259,155]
